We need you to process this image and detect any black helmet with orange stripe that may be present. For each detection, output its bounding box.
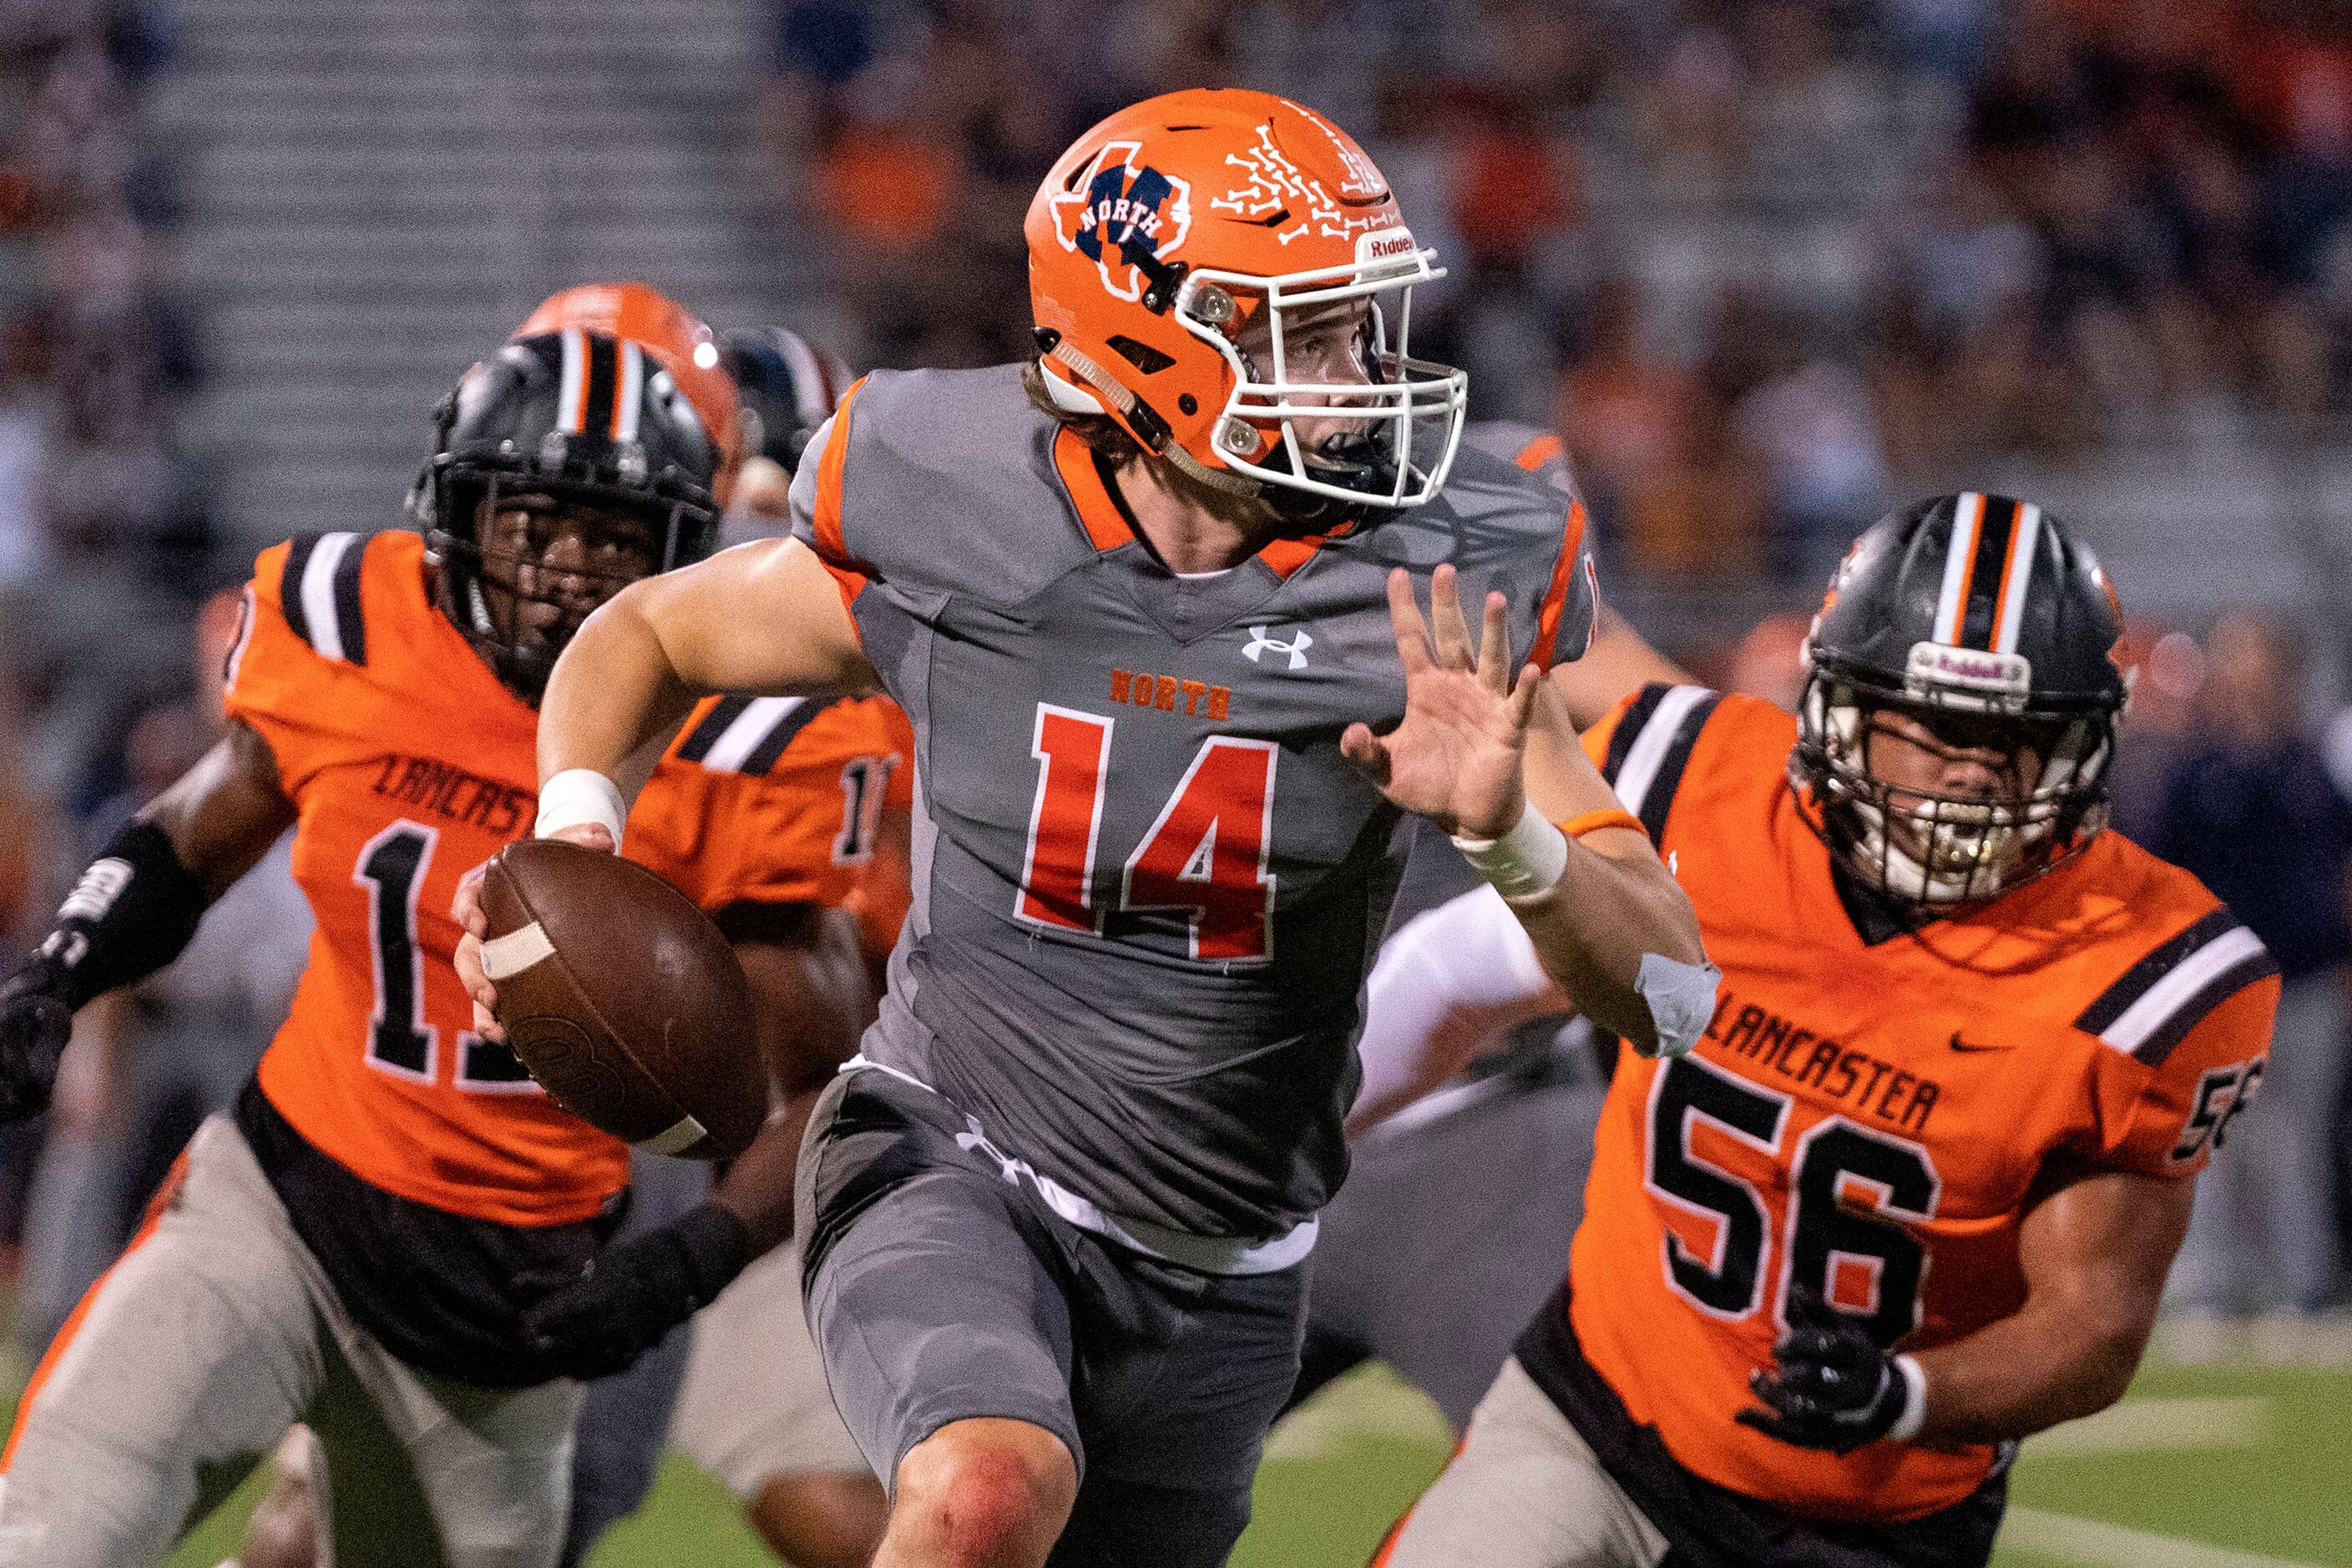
[412,327,724,703]
[720,325,851,475]
[1791,493,2129,908]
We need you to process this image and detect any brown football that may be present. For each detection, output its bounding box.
[477,838,766,1161]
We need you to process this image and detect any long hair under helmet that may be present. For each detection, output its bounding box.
[412,327,725,704]
[1024,88,1468,529]
[1791,493,2130,908]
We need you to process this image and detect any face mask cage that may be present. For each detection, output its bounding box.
[424,464,695,705]
[1172,247,1467,511]
[1792,670,2116,908]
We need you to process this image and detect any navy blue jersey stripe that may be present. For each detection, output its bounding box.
[279,532,322,650]
[1635,692,1722,842]
[1958,496,2016,650]
[331,532,369,666]
[582,335,618,440]
[674,695,754,764]
[2075,907,2242,1036]
[1601,684,1672,787]
[740,696,841,777]
[2131,948,2280,1068]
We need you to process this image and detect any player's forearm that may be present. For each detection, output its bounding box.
[711,908,872,1252]
[17,723,294,1012]
[1908,1293,2153,1445]
[1512,686,1709,1052]
[1511,847,1704,1052]
[1912,1168,2187,1445]
[711,1085,820,1253]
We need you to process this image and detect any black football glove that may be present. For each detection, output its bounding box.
[1735,1287,1916,1455]
[520,1201,754,1382]
[0,958,73,1125]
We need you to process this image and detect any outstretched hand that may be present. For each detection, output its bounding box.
[1341,565,1543,840]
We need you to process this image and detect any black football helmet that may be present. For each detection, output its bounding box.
[1791,493,2129,908]
[718,326,851,474]
[413,328,723,703]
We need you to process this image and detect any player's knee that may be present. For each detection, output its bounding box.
[891,1422,1075,1568]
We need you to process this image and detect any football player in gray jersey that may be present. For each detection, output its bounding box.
[462,91,1711,1568]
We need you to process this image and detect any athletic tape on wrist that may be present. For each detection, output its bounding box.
[1888,1353,1928,1443]
[534,770,626,849]
[1450,802,1569,903]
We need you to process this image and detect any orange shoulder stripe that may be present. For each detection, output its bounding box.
[1513,432,1565,472]
[1052,426,1136,551]
[811,375,869,568]
[1532,499,1589,670]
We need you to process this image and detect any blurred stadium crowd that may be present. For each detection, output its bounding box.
[0,0,2348,1377]
[765,0,2352,580]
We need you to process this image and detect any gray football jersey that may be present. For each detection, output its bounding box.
[792,371,1596,1237]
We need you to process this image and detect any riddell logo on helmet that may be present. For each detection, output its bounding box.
[1051,140,1193,303]
[1356,227,1417,266]
[1906,642,2032,706]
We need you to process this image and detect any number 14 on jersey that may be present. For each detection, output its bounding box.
[1017,704,1277,962]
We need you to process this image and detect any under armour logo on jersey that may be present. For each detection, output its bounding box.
[1242,625,1313,670]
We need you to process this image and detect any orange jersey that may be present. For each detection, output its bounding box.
[225,529,908,1227]
[1562,687,2278,1521]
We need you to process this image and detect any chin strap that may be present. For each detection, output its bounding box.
[1039,343,1264,501]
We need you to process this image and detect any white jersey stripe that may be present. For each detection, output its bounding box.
[775,329,835,428]
[557,327,587,434]
[1932,492,1984,645]
[699,696,803,774]
[614,340,644,443]
[301,531,359,664]
[2099,926,2269,1053]
[1614,685,1713,824]
[1994,503,2042,655]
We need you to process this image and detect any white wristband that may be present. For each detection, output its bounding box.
[1887,1353,1928,1443]
[1449,802,1569,903]
[534,769,626,850]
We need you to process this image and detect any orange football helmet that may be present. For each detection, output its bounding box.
[1025,89,1466,519]
[513,282,743,504]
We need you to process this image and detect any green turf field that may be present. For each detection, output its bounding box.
[122,1352,2351,1567]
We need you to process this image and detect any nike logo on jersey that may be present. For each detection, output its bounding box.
[1947,1031,2011,1054]
[1242,625,1313,670]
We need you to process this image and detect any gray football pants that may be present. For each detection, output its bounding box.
[1379,1357,1668,1568]
[0,1115,583,1568]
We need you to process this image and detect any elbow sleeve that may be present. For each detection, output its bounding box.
[1354,887,1556,1111]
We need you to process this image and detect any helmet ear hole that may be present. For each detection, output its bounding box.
[1107,336,1176,374]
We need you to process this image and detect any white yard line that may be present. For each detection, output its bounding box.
[2028,1395,2270,1456]
[2000,1507,2332,1568]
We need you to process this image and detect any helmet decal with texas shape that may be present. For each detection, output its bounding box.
[1026,89,1467,528]
[1050,140,1194,306]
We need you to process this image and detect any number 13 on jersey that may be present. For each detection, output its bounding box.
[1016,704,1277,961]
